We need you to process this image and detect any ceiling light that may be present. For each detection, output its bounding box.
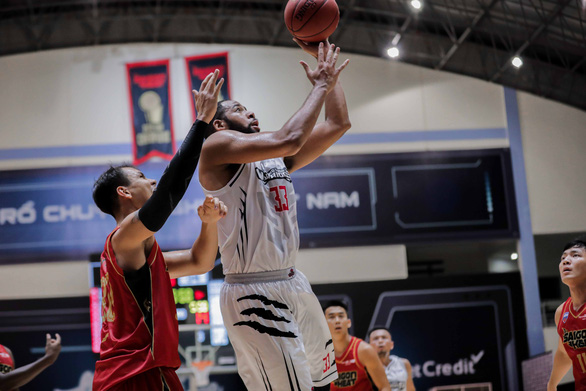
[387,47,400,58]
[511,252,519,260]
[511,56,523,68]
[410,0,423,10]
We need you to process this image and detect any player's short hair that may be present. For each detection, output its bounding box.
[323,300,349,315]
[563,239,586,252]
[205,99,230,139]
[93,164,135,217]
[367,325,391,342]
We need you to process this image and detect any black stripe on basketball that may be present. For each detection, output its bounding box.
[295,12,338,39]
[290,0,330,33]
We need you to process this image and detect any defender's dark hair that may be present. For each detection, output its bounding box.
[92,164,135,217]
[367,325,391,341]
[563,239,586,252]
[323,300,349,314]
[204,99,230,139]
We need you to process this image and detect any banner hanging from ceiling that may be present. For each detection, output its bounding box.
[126,59,176,165]
[185,52,231,121]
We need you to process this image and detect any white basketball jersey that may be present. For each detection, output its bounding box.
[201,158,299,274]
[386,355,408,391]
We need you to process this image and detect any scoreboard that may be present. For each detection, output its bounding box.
[171,274,210,325]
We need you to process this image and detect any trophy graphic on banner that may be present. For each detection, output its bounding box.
[137,90,170,146]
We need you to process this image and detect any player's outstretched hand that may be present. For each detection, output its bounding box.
[299,42,349,93]
[44,333,62,364]
[193,69,225,124]
[293,37,329,59]
[198,195,228,224]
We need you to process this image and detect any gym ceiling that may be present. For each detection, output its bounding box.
[1,0,585,112]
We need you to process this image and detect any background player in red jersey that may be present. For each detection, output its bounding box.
[324,301,391,391]
[548,239,586,391]
[0,333,61,391]
[91,70,227,391]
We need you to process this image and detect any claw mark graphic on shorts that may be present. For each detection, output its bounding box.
[234,321,297,338]
[235,294,296,337]
[241,308,291,323]
[237,294,289,309]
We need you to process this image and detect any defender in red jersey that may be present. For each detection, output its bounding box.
[548,240,586,391]
[0,334,61,391]
[92,70,227,391]
[324,301,391,391]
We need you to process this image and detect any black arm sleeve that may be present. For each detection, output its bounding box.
[138,119,208,232]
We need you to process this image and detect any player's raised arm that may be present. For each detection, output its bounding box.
[0,334,61,391]
[111,71,223,270]
[285,39,351,173]
[200,43,349,169]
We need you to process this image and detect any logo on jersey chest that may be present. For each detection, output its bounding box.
[338,358,356,366]
[563,328,586,349]
[255,166,291,184]
[0,363,13,374]
[333,370,358,387]
[563,311,569,323]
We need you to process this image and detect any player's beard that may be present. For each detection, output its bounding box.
[224,118,257,134]
[377,350,388,360]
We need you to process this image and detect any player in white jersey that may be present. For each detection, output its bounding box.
[368,327,416,391]
[199,41,350,390]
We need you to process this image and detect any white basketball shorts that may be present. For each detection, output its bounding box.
[221,268,338,390]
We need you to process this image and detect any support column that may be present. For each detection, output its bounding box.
[504,87,545,356]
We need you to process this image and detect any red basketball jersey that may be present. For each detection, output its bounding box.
[93,228,181,391]
[0,344,14,374]
[331,336,375,391]
[558,297,586,390]
[0,344,15,391]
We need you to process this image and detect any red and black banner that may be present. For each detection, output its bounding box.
[185,52,231,121]
[126,59,176,165]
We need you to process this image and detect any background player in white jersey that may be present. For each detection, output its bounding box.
[368,327,416,391]
[198,41,350,390]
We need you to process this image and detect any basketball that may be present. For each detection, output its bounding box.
[284,0,340,43]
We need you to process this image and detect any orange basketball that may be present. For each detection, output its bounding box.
[284,0,340,43]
